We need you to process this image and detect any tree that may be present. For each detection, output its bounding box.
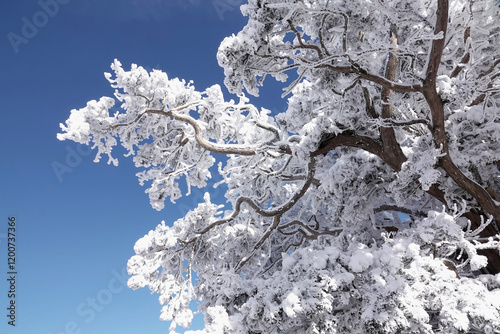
[57,0,500,332]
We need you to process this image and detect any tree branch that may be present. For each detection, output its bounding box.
[380,22,407,171]
[316,63,422,93]
[193,159,316,239]
[144,109,258,156]
[469,74,500,107]
[288,20,324,59]
[311,132,390,164]
[235,214,282,271]
[278,220,342,238]
[449,27,470,79]
[421,0,500,226]
[424,0,448,85]
[361,84,378,118]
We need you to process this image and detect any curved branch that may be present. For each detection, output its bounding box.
[144,109,258,156]
[111,100,201,130]
[421,0,500,225]
[195,158,316,237]
[316,63,422,93]
[278,220,343,238]
[288,20,324,59]
[318,13,331,57]
[311,132,385,160]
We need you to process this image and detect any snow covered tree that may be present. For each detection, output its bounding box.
[58,0,500,332]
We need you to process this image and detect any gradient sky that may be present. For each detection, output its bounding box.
[0,1,286,333]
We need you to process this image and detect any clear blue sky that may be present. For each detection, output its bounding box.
[0,1,285,333]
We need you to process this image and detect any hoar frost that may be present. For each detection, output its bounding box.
[58,0,500,333]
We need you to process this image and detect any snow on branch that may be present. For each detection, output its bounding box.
[59,0,500,332]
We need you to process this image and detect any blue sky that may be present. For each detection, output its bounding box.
[0,1,286,333]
